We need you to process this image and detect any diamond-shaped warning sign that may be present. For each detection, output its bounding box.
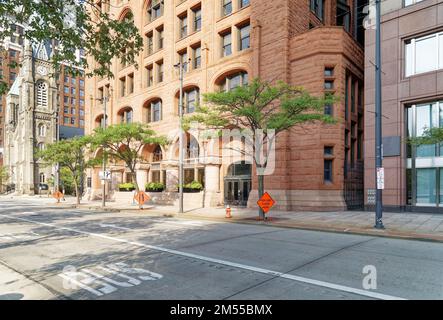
[134,191,150,205]
[257,192,275,214]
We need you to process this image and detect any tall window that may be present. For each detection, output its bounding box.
[193,7,202,32]
[183,88,199,114]
[222,32,232,57]
[157,61,164,83]
[157,26,164,49]
[324,146,334,183]
[148,0,164,22]
[310,0,324,21]
[36,81,48,107]
[128,73,134,94]
[37,142,45,151]
[336,0,350,32]
[239,24,250,51]
[223,0,232,16]
[193,45,201,69]
[147,100,162,122]
[39,173,46,183]
[179,51,188,73]
[120,77,126,97]
[146,65,153,87]
[405,32,443,77]
[179,15,188,38]
[240,0,250,8]
[146,32,153,55]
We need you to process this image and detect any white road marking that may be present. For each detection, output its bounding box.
[58,262,162,296]
[98,223,132,231]
[0,213,406,300]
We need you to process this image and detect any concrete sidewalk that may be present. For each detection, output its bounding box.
[3,194,443,242]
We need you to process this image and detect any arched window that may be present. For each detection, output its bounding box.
[218,71,248,92]
[145,99,162,123]
[118,108,133,124]
[95,114,108,128]
[36,81,48,107]
[147,0,164,23]
[152,145,162,162]
[37,142,45,151]
[38,124,46,137]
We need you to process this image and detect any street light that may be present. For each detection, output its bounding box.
[374,0,384,229]
[174,59,190,214]
[96,95,109,208]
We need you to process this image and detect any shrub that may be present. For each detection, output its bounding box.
[184,181,203,191]
[118,182,136,191]
[145,182,165,192]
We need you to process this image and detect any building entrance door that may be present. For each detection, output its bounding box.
[224,161,251,207]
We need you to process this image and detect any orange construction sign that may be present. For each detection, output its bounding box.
[53,191,63,200]
[257,192,275,214]
[134,191,150,205]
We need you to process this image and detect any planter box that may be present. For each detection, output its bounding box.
[146,189,164,193]
[183,188,202,193]
[119,188,135,192]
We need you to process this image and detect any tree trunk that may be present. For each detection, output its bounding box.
[73,179,80,206]
[131,170,142,209]
[258,174,265,220]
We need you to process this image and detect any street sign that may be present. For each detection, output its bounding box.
[377,167,385,190]
[99,170,111,181]
[53,191,63,200]
[134,191,150,206]
[367,189,376,205]
[257,192,275,214]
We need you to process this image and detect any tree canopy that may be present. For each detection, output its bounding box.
[0,0,143,94]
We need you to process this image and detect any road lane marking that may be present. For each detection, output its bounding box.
[0,213,406,300]
[98,223,132,231]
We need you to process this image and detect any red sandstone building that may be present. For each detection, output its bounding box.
[365,0,443,212]
[85,0,366,211]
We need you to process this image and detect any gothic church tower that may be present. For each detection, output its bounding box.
[4,39,58,194]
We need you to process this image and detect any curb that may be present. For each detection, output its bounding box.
[36,205,443,243]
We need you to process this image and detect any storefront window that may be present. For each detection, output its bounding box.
[407,101,443,207]
[416,168,436,205]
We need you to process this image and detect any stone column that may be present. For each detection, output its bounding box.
[204,164,221,207]
[136,170,148,191]
[166,168,178,192]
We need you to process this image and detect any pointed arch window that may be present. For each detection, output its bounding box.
[36,81,48,107]
[38,124,46,137]
[152,145,163,162]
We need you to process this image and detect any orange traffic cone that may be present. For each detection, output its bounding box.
[225,205,232,218]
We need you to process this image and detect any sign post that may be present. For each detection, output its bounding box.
[257,192,276,220]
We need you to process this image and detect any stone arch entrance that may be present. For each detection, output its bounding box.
[224,161,252,207]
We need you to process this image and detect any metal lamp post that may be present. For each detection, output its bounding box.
[174,60,189,214]
[374,0,384,229]
[101,95,108,208]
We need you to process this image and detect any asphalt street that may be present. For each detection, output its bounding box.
[0,198,442,300]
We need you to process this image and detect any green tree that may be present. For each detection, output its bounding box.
[37,135,98,205]
[0,0,143,94]
[91,123,167,206]
[185,78,336,219]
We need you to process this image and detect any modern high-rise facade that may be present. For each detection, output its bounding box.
[85,0,366,210]
[364,0,443,212]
